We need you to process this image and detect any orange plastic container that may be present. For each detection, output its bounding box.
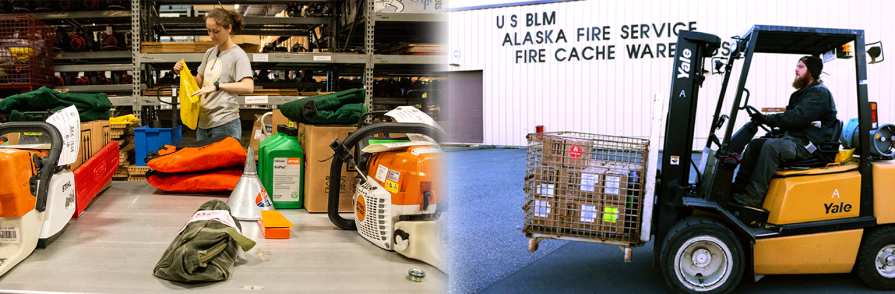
[0,148,42,217]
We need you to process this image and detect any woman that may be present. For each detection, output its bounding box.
[173,8,253,141]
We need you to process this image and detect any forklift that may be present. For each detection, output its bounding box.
[652,25,894,293]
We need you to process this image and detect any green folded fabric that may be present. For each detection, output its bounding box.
[0,86,112,122]
[153,199,256,283]
[279,87,367,124]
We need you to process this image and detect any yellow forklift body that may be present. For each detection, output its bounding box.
[753,229,862,274]
[765,165,860,225]
[872,161,895,224]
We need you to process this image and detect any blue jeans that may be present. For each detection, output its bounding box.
[197,118,242,142]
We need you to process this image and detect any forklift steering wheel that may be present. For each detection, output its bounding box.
[745,105,773,133]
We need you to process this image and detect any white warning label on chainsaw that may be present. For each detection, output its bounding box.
[580,173,599,192]
[375,165,388,182]
[0,227,20,243]
[534,200,551,218]
[387,169,401,182]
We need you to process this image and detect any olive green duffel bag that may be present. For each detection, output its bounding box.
[153,199,256,282]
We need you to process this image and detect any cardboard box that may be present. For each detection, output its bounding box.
[525,165,563,198]
[250,113,274,158]
[568,200,626,234]
[561,167,606,201]
[527,196,573,229]
[298,123,360,213]
[542,135,593,169]
[69,121,94,171]
[272,109,297,136]
[91,120,111,158]
[602,172,629,204]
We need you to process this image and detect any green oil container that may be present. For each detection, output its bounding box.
[263,127,304,209]
[259,124,288,191]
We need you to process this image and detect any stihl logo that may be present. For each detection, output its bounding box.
[825,202,852,214]
[677,48,692,79]
[287,158,301,164]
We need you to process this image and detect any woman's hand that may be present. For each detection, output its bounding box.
[173,60,184,72]
[190,85,216,98]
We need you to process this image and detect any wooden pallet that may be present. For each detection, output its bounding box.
[128,166,150,176]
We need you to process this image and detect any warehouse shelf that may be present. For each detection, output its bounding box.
[29,10,131,20]
[55,64,133,72]
[373,54,446,65]
[373,12,447,22]
[152,16,332,36]
[139,52,366,64]
[57,84,135,93]
[138,95,305,106]
[108,96,137,105]
[55,51,133,60]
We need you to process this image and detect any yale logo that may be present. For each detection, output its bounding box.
[676,48,692,79]
[825,202,852,214]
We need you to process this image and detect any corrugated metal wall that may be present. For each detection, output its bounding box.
[449,0,895,148]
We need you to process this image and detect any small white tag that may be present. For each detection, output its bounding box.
[106,26,113,35]
[0,227,20,243]
[580,205,597,223]
[534,200,551,218]
[254,129,263,140]
[179,210,240,234]
[410,146,440,156]
[580,173,598,192]
[805,141,817,153]
[314,55,332,61]
[375,165,388,182]
[253,54,269,62]
[387,169,401,182]
[537,184,555,197]
[605,176,621,195]
[811,121,822,128]
[245,96,269,104]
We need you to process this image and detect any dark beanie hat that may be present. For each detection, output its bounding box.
[800,56,823,79]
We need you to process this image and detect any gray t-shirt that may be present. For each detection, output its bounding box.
[196,44,253,129]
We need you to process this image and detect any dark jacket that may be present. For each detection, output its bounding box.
[765,81,838,145]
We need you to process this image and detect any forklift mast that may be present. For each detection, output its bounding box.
[653,31,721,261]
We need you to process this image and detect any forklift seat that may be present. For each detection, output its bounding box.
[786,119,844,168]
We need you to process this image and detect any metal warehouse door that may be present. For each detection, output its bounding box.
[445,70,484,144]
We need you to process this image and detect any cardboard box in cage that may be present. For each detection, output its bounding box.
[526,196,573,229]
[569,200,626,234]
[542,136,593,169]
[560,164,608,200]
[602,172,629,204]
[525,165,563,197]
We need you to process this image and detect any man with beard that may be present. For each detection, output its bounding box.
[731,56,839,208]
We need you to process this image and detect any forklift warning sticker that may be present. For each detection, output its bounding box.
[375,165,388,182]
[0,227,20,243]
[534,200,551,218]
[670,156,680,165]
[580,173,599,192]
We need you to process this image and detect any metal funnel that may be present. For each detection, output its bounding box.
[228,147,274,221]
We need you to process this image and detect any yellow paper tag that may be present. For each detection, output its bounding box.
[603,206,619,223]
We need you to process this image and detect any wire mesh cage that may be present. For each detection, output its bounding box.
[524,132,649,243]
[0,14,54,94]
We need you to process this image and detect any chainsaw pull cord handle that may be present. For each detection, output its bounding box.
[327,122,446,230]
[0,121,63,213]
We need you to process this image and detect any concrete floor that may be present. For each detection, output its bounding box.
[446,148,878,294]
[0,182,445,293]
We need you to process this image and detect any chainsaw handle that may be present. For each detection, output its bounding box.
[0,121,63,213]
[327,122,446,230]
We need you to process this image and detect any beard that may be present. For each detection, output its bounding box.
[792,73,812,89]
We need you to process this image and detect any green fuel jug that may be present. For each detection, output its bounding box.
[263,127,304,209]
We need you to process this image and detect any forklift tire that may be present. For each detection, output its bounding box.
[856,226,895,290]
[660,216,744,294]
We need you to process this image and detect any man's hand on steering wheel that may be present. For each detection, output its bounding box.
[750,111,769,125]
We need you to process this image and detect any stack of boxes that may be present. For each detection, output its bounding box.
[524,133,644,240]
[111,120,137,181]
